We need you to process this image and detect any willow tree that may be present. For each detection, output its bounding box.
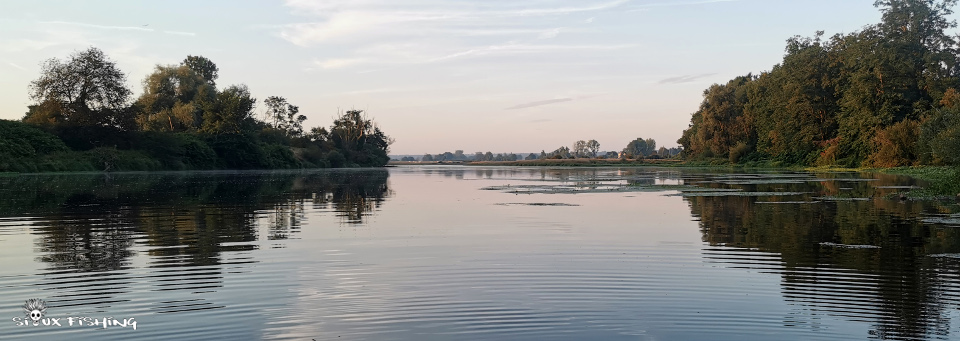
[136,64,216,132]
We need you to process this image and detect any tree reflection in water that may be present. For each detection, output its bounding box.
[0,170,390,312]
[686,173,960,341]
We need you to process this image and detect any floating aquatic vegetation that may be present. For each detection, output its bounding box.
[921,214,960,225]
[820,242,880,249]
[874,186,920,189]
[675,188,742,192]
[812,196,871,201]
[668,191,808,197]
[481,184,702,194]
[754,201,820,204]
[928,253,960,259]
[494,203,580,207]
[709,180,809,185]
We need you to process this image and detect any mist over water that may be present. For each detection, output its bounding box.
[1,166,959,340]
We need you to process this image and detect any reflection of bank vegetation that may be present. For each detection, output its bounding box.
[686,173,960,340]
[4,171,384,315]
[0,171,391,273]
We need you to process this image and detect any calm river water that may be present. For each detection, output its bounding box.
[1,166,960,340]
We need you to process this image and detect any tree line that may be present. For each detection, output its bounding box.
[679,0,960,167]
[416,139,681,162]
[1,47,392,172]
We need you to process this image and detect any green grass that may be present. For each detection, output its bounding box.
[881,166,960,198]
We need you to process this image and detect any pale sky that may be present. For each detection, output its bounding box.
[0,1,906,154]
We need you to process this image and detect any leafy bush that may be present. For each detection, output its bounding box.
[0,120,69,159]
[263,144,299,169]
[206,133,267,169]
[867,120,920,168]
[920,107,960,165]
[728,141,751,163]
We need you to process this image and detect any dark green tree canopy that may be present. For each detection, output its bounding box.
[679,0,960,166]
[264,96,306,136]
[202,84,256,134]
[26,47,133,128]
[13,48,395,171]
[623,137,657,158]
[182,55,219,86]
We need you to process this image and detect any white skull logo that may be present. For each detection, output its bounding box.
[22,299,46,323]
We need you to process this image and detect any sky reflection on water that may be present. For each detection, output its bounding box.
[0,166,959,340]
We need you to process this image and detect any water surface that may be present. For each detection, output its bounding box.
[1,166,959,340]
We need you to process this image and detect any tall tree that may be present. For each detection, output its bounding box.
[587,140,600,157]
[26,47,134,129]
[624,137,657,158]
[136,64,215,132]
[182,55,219,86]
[201,84,256,134]
[678,75,755,159]
[264,96,306,136]
[837,0,959,163]
[573,140,588,157]
[328,110,393,166]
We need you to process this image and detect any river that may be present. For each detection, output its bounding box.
[1,166,959,340]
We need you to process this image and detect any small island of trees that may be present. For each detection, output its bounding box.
[1,47,392,172]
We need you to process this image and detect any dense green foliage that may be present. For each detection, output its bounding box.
[9,48,392,173]
[680,0,960,167]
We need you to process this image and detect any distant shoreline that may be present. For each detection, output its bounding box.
[390,158,685,167]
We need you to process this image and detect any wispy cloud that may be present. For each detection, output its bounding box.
[505,0,629,16]
[538,28,562,39]
[430,43,634,62]
[163,30,197,37]
[279,1,629,46]
[659,73,717,84]
[506,98,573,110]
[311,43,634,69]
[627,0,738,10]
[40,21,153,32]
[314,58,367,69]
[6,62,26,71]
[0,38,60,52]
[38,21,196,36]
[279,1,638,71]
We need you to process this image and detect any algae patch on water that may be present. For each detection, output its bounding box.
[669,191,808,197]
[480,184,701,194]
[921,214,960,225]
[494,203,581,207]
[812,196,872,201]
[820,242,881,249]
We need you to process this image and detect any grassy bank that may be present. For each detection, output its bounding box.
[880,167,960,198]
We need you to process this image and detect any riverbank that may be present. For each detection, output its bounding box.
[0,119,390,173]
